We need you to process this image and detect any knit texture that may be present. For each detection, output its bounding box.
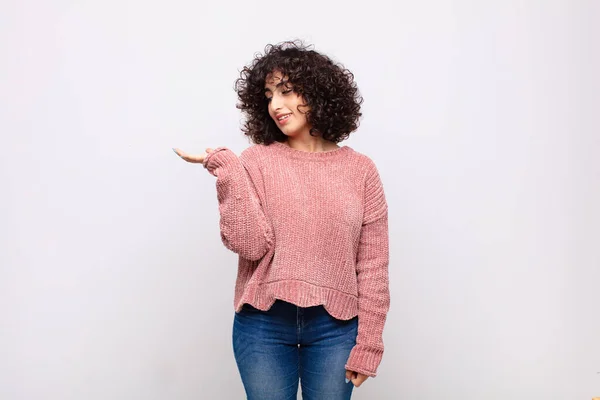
[203,140,390,377]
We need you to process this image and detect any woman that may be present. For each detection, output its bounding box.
[173,40,390,400]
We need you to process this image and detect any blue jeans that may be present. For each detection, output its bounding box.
[232,299,358,400]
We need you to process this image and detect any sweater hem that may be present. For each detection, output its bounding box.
[234,279,359,321]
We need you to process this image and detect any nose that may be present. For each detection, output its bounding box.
[270,92,283,111]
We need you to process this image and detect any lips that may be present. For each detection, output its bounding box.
[276,113,292,124]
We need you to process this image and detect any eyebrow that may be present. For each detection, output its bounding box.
[264,79,290,93]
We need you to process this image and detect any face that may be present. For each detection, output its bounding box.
[264,70,311,138]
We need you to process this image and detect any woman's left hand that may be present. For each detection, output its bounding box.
[345,370,369,387]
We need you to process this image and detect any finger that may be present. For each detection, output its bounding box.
[183,154,205,163]
[173,148,193,160]
[347,371,357,386]
[206,147,214,153]
[350,372,360,386]
[353,374,368,388]
[174,148,204,163]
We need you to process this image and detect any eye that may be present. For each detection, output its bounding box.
[264,87,292,103]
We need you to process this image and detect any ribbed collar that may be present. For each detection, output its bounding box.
[270,140,351,159]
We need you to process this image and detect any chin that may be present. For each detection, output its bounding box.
[280,129,296,138]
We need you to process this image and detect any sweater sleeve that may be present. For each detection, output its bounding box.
[202,147,273,261]
[345,160,390,378]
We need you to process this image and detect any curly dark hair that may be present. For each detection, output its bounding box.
[233,39,363,145]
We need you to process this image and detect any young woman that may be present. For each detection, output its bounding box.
[173,40,390,400]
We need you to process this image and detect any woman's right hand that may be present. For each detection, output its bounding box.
[172,147,214,164]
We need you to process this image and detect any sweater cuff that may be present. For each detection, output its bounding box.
[202,147,233,176]
[345,343,384,378]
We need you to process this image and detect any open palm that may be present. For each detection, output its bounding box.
[172,147,214,164]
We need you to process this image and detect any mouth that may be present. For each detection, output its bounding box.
[277,113,292,123]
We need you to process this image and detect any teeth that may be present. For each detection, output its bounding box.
[278,114,290,121]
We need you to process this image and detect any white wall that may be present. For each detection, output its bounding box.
[1,1,598,399]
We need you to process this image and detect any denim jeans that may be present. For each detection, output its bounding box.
[232,299,358,400]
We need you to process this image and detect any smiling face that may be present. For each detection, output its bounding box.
[264,70,311,138]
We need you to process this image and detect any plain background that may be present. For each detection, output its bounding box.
[1,1,599,399]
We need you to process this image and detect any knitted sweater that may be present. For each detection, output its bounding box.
[202,140,390,377]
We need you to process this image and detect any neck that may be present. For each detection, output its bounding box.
[284,134,339,153]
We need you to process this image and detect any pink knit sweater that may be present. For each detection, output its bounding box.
[202,140,390,377]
